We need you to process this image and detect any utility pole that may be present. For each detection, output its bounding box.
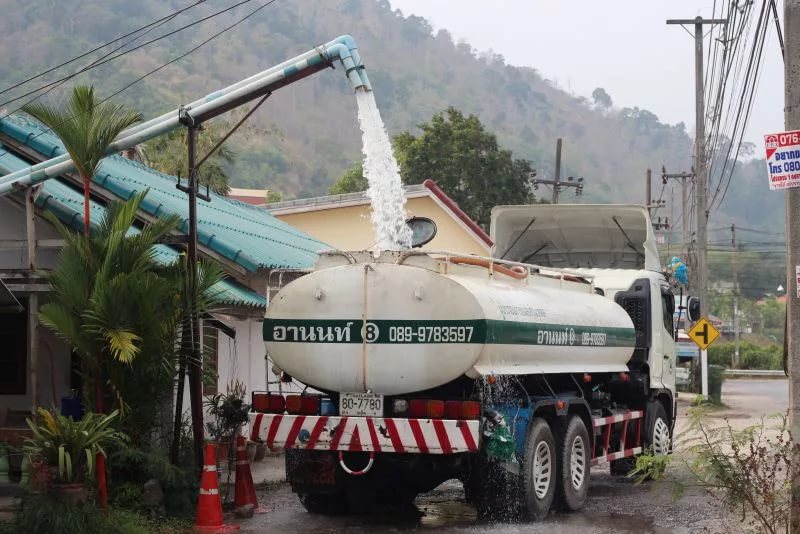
[682,175,689,254]
[553,138,562,204]
[176,110,211,473]
[183,116,204,473]
[661,167,694,259]
[646,168,652,214]
[731,224,739,368]
[667,17,726,400]
[531,138,585,203]
[784,0,800,528]
[667,16,726,321]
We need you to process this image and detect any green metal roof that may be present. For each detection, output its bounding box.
[0,114,329,271]
[0,145,266,310]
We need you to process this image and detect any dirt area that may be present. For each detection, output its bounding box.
[229,379,789,533]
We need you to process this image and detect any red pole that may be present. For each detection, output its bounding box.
[83,175,107,510]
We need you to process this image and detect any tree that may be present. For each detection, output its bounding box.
[145,112,267,196]
[592,87,613,109]
[329,163,367,194]
[394,107,536,228]
[265,190,283,203]
[22,85,142,236]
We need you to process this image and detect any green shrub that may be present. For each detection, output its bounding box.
[12,494,149,534]
[708,342,733,367]
[109,444,198,518]
[708,341,782,370]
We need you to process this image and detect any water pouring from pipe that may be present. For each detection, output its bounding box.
[355,89,412,251]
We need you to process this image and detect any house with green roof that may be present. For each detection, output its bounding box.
[0,113,328,422]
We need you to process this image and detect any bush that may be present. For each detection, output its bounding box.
[12,494,149,534]
[109,444,198,518]
[708,341,782,370]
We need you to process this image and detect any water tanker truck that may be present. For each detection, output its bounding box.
[249,204,699,519]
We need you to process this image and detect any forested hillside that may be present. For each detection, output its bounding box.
[0,0,783,230]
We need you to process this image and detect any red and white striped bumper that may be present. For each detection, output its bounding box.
[248,414,480,455]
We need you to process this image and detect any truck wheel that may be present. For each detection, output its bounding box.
[522,417,556,520]
[298,492,346,515]
[610,401,671,477]
[554,415,590,511]
[648,402,672,455]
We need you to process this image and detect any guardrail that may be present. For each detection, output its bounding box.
[723,369,787,378]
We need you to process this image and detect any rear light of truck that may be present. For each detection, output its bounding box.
[401,399,480,420]
[461,401,481,420]
[252,392,285,413]
[285,395,321,415]
[426,400,445,419]
[444,400,462,419]
[408,399,427,418]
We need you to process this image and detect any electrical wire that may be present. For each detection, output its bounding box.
[0,2,196,128]
[0,0,258,109]
[0,0,279,166]
[713,1,770,209]
[708,0,771,211]
[0,0,208,97]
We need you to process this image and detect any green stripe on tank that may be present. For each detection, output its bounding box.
[263,319,635,348]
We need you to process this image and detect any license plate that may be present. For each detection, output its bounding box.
[339,392,384,417]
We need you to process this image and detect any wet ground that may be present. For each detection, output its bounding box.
[233,379,788,533]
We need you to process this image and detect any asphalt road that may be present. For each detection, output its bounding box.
[235,379,789,533]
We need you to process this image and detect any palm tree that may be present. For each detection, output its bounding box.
[40,190,222,449]
[22,85,143,236]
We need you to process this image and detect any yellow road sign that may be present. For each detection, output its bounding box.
[687,316,720,350]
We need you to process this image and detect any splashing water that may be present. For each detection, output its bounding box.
[356,90,412,250]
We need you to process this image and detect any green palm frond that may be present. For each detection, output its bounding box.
[22,86,142,179]
[103,329,142,365]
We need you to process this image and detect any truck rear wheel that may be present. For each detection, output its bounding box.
[610,401,671,477]
[522,417,556,520]
[299,492,346,515]
[554,415,590,511]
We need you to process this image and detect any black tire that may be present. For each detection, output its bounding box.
[610,401,671,477]
[553,415,591,511]
[298,492,346,515]
[522,417,557,521]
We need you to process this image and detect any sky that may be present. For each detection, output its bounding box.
[389,0,785,149]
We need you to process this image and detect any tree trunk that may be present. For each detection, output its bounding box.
[84,170,105,508]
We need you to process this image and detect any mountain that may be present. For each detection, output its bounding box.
[0,0,784,232]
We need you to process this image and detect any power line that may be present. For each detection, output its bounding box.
[100,0,278,107]
[0,0,258,109]
[0,0,279,163]
[706,1,756,190]
[0,2,195,131]
[709,0,771,210]
[0,0,208,98]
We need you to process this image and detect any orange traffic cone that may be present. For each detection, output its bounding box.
[234,435,268,515]
[195,442,240,533]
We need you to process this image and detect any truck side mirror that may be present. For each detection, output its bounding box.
[687,296,701,322]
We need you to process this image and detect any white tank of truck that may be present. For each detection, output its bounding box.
[264,250,636,395]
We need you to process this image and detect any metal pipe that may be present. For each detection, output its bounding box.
[0,35,367,187]
[0,35,371,195]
